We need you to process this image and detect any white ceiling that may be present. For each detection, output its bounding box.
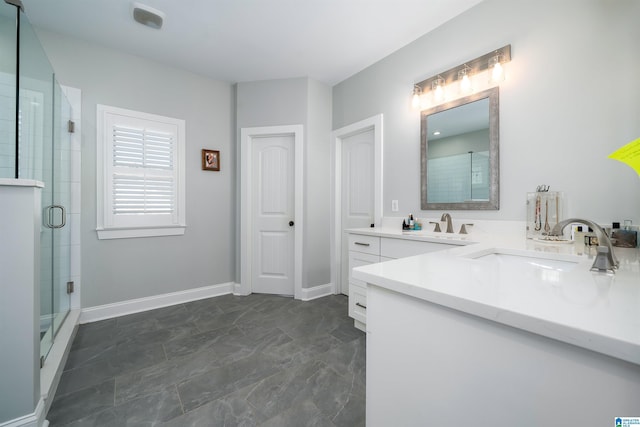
[21,0,482,85]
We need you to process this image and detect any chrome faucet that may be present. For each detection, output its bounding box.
[440,213,454,233]
[550,218,619,272]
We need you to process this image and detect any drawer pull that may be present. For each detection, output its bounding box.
[354,242,370,247]
[355,302,367,309]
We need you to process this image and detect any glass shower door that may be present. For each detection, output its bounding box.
[37,80,72,361]
[51,82,72,337]
[17,11,72,361]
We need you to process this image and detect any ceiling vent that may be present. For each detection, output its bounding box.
[132,2,164,29]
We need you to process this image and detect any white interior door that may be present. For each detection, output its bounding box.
[251,134,295,295]
[331,114,382,297]
[340,129,375,295]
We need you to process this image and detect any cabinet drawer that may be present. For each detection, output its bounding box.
[349,251,380,286]
[380,237,458,259]
[349,285,367,324]
[348,234,380,255]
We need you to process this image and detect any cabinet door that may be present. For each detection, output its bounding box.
[348,234,380,255]
[349,285,367,325]
[349,251,380,287]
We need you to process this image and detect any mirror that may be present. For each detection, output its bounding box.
[420,87,499,210]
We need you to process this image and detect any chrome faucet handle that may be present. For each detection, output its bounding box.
[429,221,442,232]
[459,223,474,234]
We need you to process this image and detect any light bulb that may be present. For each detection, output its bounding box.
[488,53,505,83]
[461,74,471,91]
[412,92,421,109]
[491,62,504,82]
[431,77,445,103]
[434,85,444,102]
[411,85,422,109]
[458,67,473,94]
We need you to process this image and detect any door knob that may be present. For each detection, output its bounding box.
[289,221,295,227]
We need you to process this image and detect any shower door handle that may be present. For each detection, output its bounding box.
[45,205,66,229]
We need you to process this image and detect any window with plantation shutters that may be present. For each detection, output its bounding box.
[97,105,186,239]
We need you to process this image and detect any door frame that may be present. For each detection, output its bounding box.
[239,125,304,299]
[330,114,383,295]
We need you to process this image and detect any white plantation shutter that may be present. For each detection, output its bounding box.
[111,125,175,216]
[97,105,185,239]
[112,174,174,215]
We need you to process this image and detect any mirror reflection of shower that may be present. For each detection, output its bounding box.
[426,148,490,203]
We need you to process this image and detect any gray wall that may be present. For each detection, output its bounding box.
[305,78,332,288]
[36,30,235,307]
[333,0,640,223]
[236,78,307,128]
[236,77,332,289]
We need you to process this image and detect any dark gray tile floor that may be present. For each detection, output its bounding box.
[47,294,365,426]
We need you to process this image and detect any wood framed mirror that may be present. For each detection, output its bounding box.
[420,87,499,210]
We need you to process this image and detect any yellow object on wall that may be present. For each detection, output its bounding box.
[609,137,640,177]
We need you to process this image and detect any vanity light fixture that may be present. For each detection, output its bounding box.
[411,85,423,109]
[411,44,511,110]
[488,52,505,83]
[433,131,441,136]
[132,2,165,29]
[432,76,446,102]
[458,65,473,94]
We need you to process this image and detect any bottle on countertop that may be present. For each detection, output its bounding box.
[572,225,585,244]
[409,214,414,230]
[612,220,638,248]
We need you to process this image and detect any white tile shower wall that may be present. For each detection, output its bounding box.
[0,73,16,178]
[427,153,471,203]
[471,152,489,200]
[427,151,490,203]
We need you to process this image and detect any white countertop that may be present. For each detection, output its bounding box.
[345,226,479,245]
[351,227,640,365]
[0,178,44,188]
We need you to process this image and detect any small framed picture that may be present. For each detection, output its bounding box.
[202,149,220,171]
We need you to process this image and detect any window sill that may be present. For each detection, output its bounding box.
[97,226,186,240]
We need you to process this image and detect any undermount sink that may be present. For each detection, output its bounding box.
[466,248,582,272]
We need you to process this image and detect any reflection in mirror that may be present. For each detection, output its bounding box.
[421,87,499,210]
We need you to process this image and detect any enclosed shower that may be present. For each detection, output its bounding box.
[1,0,75,361]
[1,1,80,424]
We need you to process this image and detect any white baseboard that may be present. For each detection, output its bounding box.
[233,282,250,296]
[299,283,334,301]
[80,282,236,324]
[0,397,46,427]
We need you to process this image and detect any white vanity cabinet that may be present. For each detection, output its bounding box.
[347,234,380,331]
[347,231,461,331]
